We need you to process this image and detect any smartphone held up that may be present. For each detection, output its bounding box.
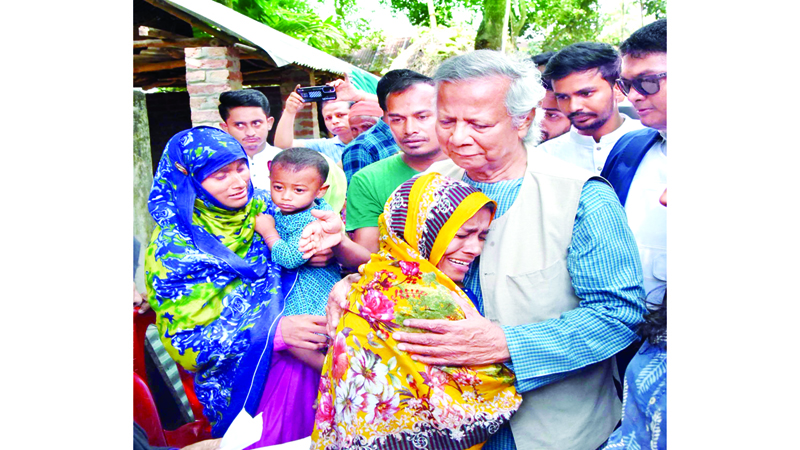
[296,85,337,103]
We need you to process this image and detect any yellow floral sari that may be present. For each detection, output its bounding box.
[312,173,522,450]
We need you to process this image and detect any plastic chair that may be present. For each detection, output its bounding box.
[135,372,214,448]
[134,372,169,447]
[134,308,213,446]
[134,307,207,423]
[134,308,156,379]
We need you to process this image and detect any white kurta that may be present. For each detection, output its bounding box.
[538,114,643,174]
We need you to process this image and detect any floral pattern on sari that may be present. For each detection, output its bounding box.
[312,173,522,450]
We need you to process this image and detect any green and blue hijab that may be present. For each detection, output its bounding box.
[145,126,291,437]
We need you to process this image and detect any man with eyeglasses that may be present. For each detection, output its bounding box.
[602,18,667,297]
[538,42,643,174]
[601,19,667,388]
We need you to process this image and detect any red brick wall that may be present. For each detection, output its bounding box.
[279,68,320,139]
[184,46,243,128]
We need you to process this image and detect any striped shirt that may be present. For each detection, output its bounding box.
[461,178,646,450]
[341,120,399,184]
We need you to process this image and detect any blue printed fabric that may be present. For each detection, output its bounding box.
[273,198,342,316]
[144,126,287,437]
[603,338,667,450]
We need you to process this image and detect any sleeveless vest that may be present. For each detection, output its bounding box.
[426,148,620,450]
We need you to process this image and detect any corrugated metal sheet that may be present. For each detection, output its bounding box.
[164,0,378,83]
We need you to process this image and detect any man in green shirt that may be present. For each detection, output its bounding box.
[345,71,449,253]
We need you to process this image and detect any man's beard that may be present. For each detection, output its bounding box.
[569,112,609,131]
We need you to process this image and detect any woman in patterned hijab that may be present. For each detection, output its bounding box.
[144,126,319,442]
[312,173,522,450]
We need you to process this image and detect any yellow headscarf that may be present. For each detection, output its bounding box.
[312,173,521,450]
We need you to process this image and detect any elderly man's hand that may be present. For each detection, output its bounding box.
[392,292,511,366]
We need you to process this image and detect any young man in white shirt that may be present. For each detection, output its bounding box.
[539,42,643,174]
[602,19,668,297]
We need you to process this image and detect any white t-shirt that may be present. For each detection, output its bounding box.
[538,114,643,174]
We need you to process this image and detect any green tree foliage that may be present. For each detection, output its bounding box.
[211,0,377,57]
[534,0,604,51]
[509,0,604,52]
[640,0,666,19]
[386,0,482,27]
[386,0,604,53]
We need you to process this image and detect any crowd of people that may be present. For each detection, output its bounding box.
[137,18,667,450]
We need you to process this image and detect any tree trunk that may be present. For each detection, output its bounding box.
[427,0,437,28]
[475,0,507,50]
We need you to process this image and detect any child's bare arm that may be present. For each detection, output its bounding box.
[255,213,280,250]
[287,346,325,372]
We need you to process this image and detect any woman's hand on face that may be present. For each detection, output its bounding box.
[391,291,511,366]
[325,273,360,337]
[299,209,344,259]
[280,315,328,350]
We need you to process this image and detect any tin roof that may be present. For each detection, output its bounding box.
[159,0,378,90]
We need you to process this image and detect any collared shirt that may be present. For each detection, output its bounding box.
[297,136,346,163]
[538,114,643,174]
[246,144,282,191]
[624,132,667,295]
[461,178,646,450]
[341,120,400,184]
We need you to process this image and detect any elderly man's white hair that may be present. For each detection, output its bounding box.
[434,50,546,145]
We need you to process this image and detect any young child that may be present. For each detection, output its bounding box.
[255,147,342,370]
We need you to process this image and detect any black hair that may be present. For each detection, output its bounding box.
[376,69,431,112]
[218,89,270,122]
[270,147,329,183]
[531,51,556,67]
[386,72,434,105]
[542,42,621,87]
[620,19,667,58]
[637,287,667,349]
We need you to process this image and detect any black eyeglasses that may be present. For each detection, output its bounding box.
[616,72,667,96]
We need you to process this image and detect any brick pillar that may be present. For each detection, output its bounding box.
[184,46,243,128]
[279,68,320,139]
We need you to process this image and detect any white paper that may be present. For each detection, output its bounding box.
[219,410,264,450]
[250,436,312,450]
